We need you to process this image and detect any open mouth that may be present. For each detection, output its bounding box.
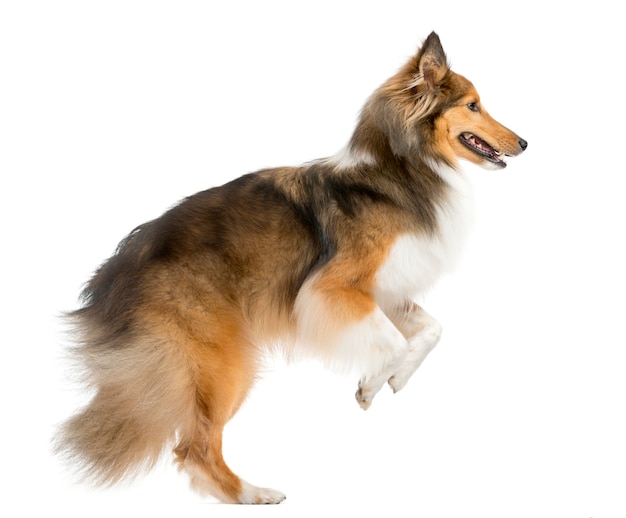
[460,132,506,167]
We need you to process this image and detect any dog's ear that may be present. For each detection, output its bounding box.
[416,32,449,90]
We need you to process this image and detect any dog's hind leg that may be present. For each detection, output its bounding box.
[385,300,442,393]
[175,421,286,504]
[172,320,286,504]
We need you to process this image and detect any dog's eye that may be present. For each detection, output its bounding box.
[467,102,479,112]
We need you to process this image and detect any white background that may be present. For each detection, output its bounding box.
[1,1,625,517]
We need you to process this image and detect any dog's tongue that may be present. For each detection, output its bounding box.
[469,135,494,155]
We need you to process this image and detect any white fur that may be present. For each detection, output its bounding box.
[375,165,474,304]
[183,460,285,504]
[325,144,376,170]
[387,304,442,393]
[238,481,286,505]
[293,272,408,376]
[356,301,443,407]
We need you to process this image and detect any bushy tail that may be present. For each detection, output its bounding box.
[54,314,195,486]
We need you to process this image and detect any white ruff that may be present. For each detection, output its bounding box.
[374,164,474,306]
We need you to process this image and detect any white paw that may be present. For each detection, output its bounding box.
[355,376,387,410]
[355,379,374,410]
[387,368,411,393]
[238,481,286,505]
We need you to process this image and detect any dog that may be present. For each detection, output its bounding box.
[54,32,527,504]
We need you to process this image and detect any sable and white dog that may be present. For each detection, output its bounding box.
[55,32,527,503]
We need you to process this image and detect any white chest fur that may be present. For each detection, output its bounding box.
[374,166,474,303]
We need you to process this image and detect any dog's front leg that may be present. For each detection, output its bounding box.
[385,300,442,394]
[351,306,409,410]
[294,271,409,410]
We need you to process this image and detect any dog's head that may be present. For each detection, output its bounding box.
[377,32,527,169]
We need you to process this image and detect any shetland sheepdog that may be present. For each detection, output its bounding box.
[55,32,527,504]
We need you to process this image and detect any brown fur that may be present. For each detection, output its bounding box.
[54,32,526,503]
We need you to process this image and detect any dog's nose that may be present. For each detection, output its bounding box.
[519,138,528,151]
